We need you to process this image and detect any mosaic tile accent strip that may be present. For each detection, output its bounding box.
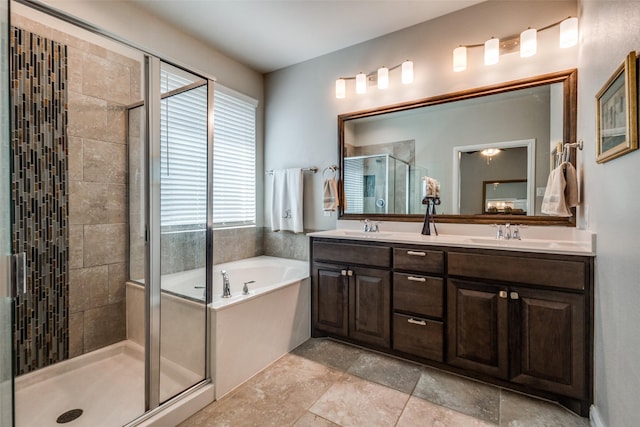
[10,27,69,375]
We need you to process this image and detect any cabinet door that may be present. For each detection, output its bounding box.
[447,279,509,379]
[312,264,348,337]
[510,287,585,398]
[349,267,391,348]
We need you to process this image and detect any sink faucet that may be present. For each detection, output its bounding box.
[493,223,522,240]
[504,223,512,240]
[362,219,380,232]
[221,270,231,298]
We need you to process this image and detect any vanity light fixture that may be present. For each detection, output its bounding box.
[377,67,389,89]
[520,28,537,57]
[452,17,578,72]
[335,60,413,98]
[484,38,500,66]
[453,46,467,72]
[355,72,367,94]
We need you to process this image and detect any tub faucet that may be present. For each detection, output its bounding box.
[243,280,255,295]
[221,270,231,298]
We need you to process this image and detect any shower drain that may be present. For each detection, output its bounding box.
[56,409,83,424]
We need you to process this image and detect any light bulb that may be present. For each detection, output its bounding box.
[453,46,467,72]
[377,67,389,89]
[560,17,578,48]
[355,72,367,94]
[335,78,346,99]
[401,61,413,84]
[520,28,537,57]
[484,38,499,66]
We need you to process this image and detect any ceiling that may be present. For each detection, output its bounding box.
[128,0,484,73]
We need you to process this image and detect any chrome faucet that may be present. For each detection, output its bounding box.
[362,219,380,232]
[221,270,231,298]
[243,280,255,295]
[493,223,522,240]
[504,223,512,240]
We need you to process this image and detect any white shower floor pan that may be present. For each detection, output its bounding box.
[15,340,201,427]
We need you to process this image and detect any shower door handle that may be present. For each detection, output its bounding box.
[11,252,27,298]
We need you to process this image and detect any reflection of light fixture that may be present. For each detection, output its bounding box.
[335,60,413,98]
[481,148,501,165]
[452,17,578,72]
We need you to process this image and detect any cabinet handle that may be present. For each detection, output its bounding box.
[341,270,347,276]
[407,318,427,326]
[347,270,353,277]
[407,276,426,282]
[510,292,519,300]
[499,290,508,299]
[407,251,426,256]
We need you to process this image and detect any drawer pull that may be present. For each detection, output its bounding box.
[407,251,426,257]
[407,318,427,326]
[407,276,426,282]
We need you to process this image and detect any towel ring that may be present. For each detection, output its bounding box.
[322,165,338,179]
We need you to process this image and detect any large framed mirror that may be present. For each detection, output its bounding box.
[338,69,577,225]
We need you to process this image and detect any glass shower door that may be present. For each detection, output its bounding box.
[156,62,209,403]
[0,0,14,425]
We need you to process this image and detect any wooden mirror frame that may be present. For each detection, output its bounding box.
[338,69,578,226]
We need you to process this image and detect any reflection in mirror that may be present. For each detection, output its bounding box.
[343,154,410,214]
[339,69,577,225]
[482,180,528,214]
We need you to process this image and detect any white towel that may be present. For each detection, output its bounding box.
[323,178,339,211]
[541,162,577,217]
[270,168,304,233]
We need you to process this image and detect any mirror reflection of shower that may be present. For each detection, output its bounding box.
[344,154,410,214]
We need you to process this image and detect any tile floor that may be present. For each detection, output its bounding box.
[180,338,589,427]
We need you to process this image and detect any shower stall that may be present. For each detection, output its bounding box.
[343,154,410,214]
[1,1,217,425]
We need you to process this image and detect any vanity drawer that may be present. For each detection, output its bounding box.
[313,241,391,267]
[448,252,585,290]
[393,313,443,362]
[393,248,444,274]
[393,273,443,318]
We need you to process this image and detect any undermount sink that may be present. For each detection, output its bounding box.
[340,230,394,238]
[465,237,583,250]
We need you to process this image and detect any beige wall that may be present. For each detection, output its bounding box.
[577,2,640,426]
[264,0,578,232]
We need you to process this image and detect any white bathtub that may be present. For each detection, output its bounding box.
[209,256,310,398]
[126,256,310,400]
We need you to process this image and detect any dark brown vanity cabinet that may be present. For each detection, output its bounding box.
[392,248,445,362]
[310,237,593,416]
[311,240,392,348]
[447,251,590,402]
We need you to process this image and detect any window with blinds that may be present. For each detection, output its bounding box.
[212,88,257,228]
[159,66,257,230]
[160,71,208,230]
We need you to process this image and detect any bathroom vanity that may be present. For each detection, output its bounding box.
[309,230,594,416]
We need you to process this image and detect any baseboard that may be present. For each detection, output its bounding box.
[590,405,606,427]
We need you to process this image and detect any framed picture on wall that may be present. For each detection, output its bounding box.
[596,51,638,163]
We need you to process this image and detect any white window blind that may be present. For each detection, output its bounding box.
[343,157,364,214]
[160,70,208,230]
[212,87,257,228]
[159,66,257,230]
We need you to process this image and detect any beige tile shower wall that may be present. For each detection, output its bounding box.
[159,227,265,275]
[12,13,142,358]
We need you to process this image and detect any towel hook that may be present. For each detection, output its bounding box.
[322,165,338,179]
